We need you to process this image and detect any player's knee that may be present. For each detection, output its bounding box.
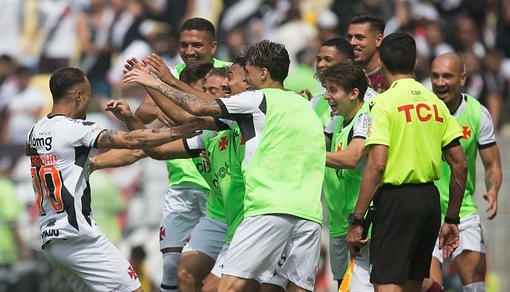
[177,265,199,288]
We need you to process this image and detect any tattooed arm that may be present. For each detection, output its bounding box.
[123,68,223,117]
[96,121,201,149]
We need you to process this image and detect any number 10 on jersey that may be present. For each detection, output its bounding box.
[31,165,65,215]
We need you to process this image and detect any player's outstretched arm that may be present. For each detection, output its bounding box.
[142,138,192,161]
[124,56,195,125]
[123,69,222,117]
[90,149,148,172]
[145,53,211,99]
[479,144,502,220]
[96,120,201,150]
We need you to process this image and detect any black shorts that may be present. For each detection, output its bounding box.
[369,182,441,284]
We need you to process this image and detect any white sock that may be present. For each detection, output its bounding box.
[462,281,485,292]
[161,252,180,292]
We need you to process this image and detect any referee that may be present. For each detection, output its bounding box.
[345,32,468,292]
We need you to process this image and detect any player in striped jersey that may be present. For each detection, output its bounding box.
[26,67,200,292]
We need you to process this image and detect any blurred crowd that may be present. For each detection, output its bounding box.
[0,0,509,291]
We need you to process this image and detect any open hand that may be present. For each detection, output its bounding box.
[122,57,151,75]
[123,69,160,89]
[483,191,498,220]
[438,223,460,259]
[145,53,177,85]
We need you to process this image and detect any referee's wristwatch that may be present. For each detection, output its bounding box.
[348,213,363,225]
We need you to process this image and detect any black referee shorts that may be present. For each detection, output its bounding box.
[369,182,441,284]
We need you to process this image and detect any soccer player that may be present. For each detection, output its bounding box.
[93,59,229,292]
[134,17,230,292]
[311,37,378,128]
[313,37,377,289]
[318,60,372,291]
[124,40,326,292]
[347,12,388,93]
[26,67,200,292]
[425,53,502,292]
[345,32,468,292]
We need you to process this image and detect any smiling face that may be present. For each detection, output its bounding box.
[179,30,217,65]
[316,46,347,74]
[243,62,264,90]
[430,54,466,107]
[204,75,229,97]
[226,64,250,95]
[347,23,382,67]
[323,80,359,117]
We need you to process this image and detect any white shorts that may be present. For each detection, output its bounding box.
[212,243,288,289]
[329,235,349,280]
[222,215,322,291]
[350,245,373,292]
[211,243,229,278]
[432,214,485,264]
[42,235,141,292]
[263,252,289,289]
[159,186,208,249]
[182,216,227,260]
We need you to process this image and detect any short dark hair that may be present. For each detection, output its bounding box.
[232,52,247,66]
[180,17,216,40]
[244,40,290,83]
[49,67,86,101]
[179,62,215,85]
[130,245,146,260]
[348,12,385,34]
[317,60,368,100]
[321,37,355,60]
[206,66,228,79]
[379,32,416,75]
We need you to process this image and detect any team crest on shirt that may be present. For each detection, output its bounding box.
[159,226,165,241]
[127,265,138,280]
[462,125,472,140]
[336,142,343,152]
[219,136,228,150]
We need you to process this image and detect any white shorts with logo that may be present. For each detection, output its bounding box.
[42,234,141,292]
[212,243,289,289]
[211,243,229,278]
[432,214,485,264]
[222,215,322,291]
[330,235,349,280]
[182,215,227,260]
[349,244,373,292]
[159,186,208,249]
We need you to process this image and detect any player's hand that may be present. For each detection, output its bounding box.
[345,225,368,258]
[483,191,498,220]
[122,57,150,75]
[123,68,160,89]
[299,89,313,101]
[438,222,459,259]
[145,53,177,85]
[105,100,135,122]
[171,118,203,139]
